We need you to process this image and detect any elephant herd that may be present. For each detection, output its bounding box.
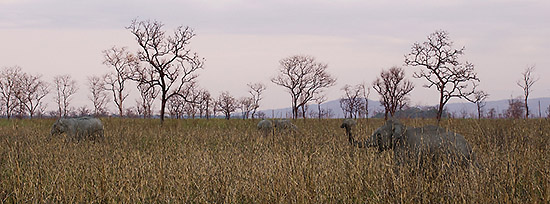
[50,116,478,168]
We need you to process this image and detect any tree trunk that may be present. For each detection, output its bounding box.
[437,91,445,123]
[525,96,529,119]
[160,96,166,124]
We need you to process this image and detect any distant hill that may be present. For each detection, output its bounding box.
[257,97,550,118]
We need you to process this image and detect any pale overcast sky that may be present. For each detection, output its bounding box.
[1,0,549,113]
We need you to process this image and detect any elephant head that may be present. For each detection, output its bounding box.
[367,119,405,152]
[340,118,357,137]
[51,119,67,136]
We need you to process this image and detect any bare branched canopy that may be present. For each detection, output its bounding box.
[471,90,489,119]
[0,66,24,118]
[127,19,205,123]
[103,46,137,117]
[87,76,109,116]
[516,65,538,118]
[217,91,237,120]
[405,30,479,122]
[15,72,49,118]
[340,84,365,119]
[271,55,336,119]
[136,82,159,118]
[53,75,78,118]
[247,82,266,119]
[372,66,414,120]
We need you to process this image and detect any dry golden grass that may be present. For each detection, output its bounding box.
[1,118,549,203]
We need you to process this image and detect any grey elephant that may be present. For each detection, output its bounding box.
[257,119,274,135]
[348,119,477,167]
[51,117,104,141]
[340,118,357,145]
[257,119,298,135]
[272,119,298,130]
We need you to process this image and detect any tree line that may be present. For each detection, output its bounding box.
[0,20,544,122]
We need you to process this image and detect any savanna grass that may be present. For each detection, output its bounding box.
[1,118,549,203]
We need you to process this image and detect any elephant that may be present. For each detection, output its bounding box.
[257,119,274,135]
[51,117,104,141]
[348,119,477,168]
[272,119,298,130]
[257,119,298,135]
[340,118,357,145]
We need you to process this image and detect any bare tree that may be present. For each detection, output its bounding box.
[184,87,202,119]
[505,97,525,119]
[87,76,110,116]
[516,65,538,118]
[238,97,254,119]
[127,19,205,123]
[372,66,414,120]
[313,94,327,119]
[77,106,91,117]
[470,90,489,119]
[360,83,371,119]
[136,83,159,118]
[12,71,50,118]
[0,66,24,118]
[271,55,336,119]
[487,108,497,119]
[339,84,364,119]
[53,75,78,118]
[217,91,237,120]
[103,46,137,117]
[198,89,212,119]
[247,82,266,119]
[405,30,479,122]
[167,95,185,119]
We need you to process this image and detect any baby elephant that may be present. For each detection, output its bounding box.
[257,119,298,136]
[351,119,477,168]
[51,117,104,141]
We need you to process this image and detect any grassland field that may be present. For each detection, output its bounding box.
[1,118,549,203]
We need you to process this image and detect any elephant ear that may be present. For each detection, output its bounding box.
[390,120,405,148]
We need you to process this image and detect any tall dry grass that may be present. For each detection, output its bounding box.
[0,118,548,203]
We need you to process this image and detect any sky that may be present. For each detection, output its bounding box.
[1,0,549,113]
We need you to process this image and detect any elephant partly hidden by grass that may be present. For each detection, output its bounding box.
[257,119,298,136]
[342,119,478,169]
[51,117,104,141]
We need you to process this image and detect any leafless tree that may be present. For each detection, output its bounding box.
[77,106,91,117]
[197,89,212,119]
[469,90,489,119]
[372,66,414,120]
[271,55,336,119]
[505,97,525,119]
[239,96,255,119]
[13,71,50,118]
[53,75,78,118]
[247,82,266,119]
[487,108,497,119]
[405,30,479,122]
[127,19,205,123]
[87,76,109,116]
[360,83,371,119]
[0,66,24,118]
[313,94,327,119]
[339,84,364,119]
[103,46,137,117]
[184,87,202,119]
[217,91,237,120]
[136,83,159,118]
[167,95,185,119]
[516,65,538,118]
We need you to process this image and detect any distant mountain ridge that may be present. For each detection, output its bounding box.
[258,97,550,118]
